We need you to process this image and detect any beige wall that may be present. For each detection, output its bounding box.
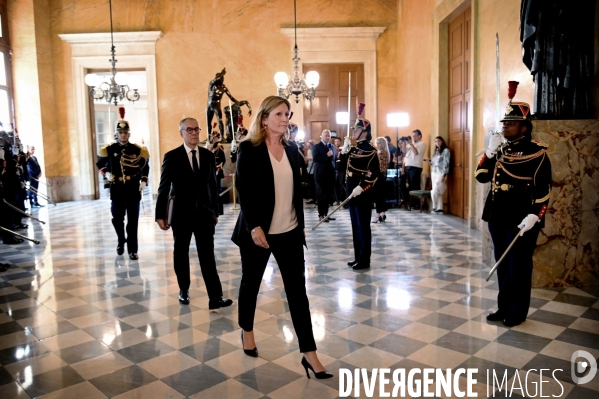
[12,0,398,185]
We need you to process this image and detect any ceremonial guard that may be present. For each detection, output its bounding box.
[342,103,380,270]
[96,107,149,260]
[0,134,22,244]
[476,81,552,327]
[210,124,226,215]
[230,116,248,163]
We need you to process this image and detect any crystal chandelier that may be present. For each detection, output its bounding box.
[274,0,320,103]
[84,0,139,106]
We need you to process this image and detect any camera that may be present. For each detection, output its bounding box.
[399,136,411,142]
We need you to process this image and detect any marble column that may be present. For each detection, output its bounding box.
[482,120,599,287]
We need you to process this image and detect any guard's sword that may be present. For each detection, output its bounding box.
[311,194,354,231]
[3,200,46,224]
[31,177,49,187]
[219,184,235,197]
[27,185,57,206]
[0,226,40,244]
[476,33,502,158]
[485,232,520,281]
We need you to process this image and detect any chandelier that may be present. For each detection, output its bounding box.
[274,0,320,103]
[84,0,139,106]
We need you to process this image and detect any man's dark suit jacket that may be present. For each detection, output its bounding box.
[27,156,41,178]
[155,145,218,226]
[312,141,335,182]
[231,140,305,247]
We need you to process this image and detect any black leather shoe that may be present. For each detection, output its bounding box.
[129,253,138,260]
[503,318,524,327]
[241,330,259,357]
[209,297,233,310]
[15,224,28,229]
[3,237,23,244]
[179,290,190,305]
[486,310,505,321]
[301,357,333,379]
[327,217,336,221]
[352,262,370,270]
[117,243,125,255]
[347,260,359,267]
[319,216,329,223]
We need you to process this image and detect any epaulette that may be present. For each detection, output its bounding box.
[531,140,548,148]
[99,145,109,157]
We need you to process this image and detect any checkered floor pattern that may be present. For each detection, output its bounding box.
[0,198,597,398]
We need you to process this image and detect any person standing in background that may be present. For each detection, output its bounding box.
[426,136,450,213]
[27,146,43,208]
[372,137,390,223]
[400,129,427,210]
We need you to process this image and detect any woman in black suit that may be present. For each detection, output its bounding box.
[232,96,332,379]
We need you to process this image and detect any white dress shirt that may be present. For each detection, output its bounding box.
[183,143,200,170]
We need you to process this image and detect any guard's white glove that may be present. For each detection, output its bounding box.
[517,214,540,236]
[341,136,351,154]
[486,133,504,158]
[139,181,147,192]
[105,172,114,182]
[351,185,364,198]
[0,147,4,160]
[231,139,237,153]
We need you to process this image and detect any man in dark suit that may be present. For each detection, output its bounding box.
[312,129,336,221]
[26,146,43,207]
[155,117,232,309]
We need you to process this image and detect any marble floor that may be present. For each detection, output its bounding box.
[0,198,598,399]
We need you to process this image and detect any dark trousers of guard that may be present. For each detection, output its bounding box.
[29,179,39,205]
[315,174,334,217]
[237,226,317,353]
[400,166,422,207]
[111,199,140,254]
[489,222,541,322]
[349,201,372,264]
[172,211,223,297]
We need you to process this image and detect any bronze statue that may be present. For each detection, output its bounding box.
[224,100,252,143]
[520,0,595,118]
[207,68,239,138]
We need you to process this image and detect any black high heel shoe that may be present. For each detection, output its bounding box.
[301,356,333,379]
[241,330,258,357]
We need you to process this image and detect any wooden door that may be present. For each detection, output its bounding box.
[448,7,471,218]
[303,64,364,142]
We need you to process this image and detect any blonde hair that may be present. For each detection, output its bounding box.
[375,137,390,157]
[246,96,291,146]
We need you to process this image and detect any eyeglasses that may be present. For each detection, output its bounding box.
[181,127,201,134]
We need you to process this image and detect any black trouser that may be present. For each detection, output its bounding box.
[489,222,541,322]
[315,174,333,217]
[7,193,22,226]
[349,199,372,264]
[400,166,422,206]
[111,199,140,253]
[29,179,39,205]
[374,180,388,214]
[0,197,14,241]
[172,211,223,297]
[216,178,224,215]
[237,226,316,353]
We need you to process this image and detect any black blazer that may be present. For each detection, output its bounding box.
[27,156,42,178]
[155,145,219,226]
[231,140,305,247]
[312,141,335,180]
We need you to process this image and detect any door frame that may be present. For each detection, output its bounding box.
[280,27,385,136]
[59,31,162,199]
[431,0,478,225]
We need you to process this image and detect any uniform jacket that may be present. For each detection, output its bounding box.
[96,142,150,201]
[212,143,226,179]
[231,140,305,247]
[475,135,552,227]
[155,145,219,226]
[344,139,381,203]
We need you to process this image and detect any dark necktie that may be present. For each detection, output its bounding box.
[191,150,199,175]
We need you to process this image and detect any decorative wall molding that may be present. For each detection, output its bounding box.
[280,27,385,133]
[59,31,162,198]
